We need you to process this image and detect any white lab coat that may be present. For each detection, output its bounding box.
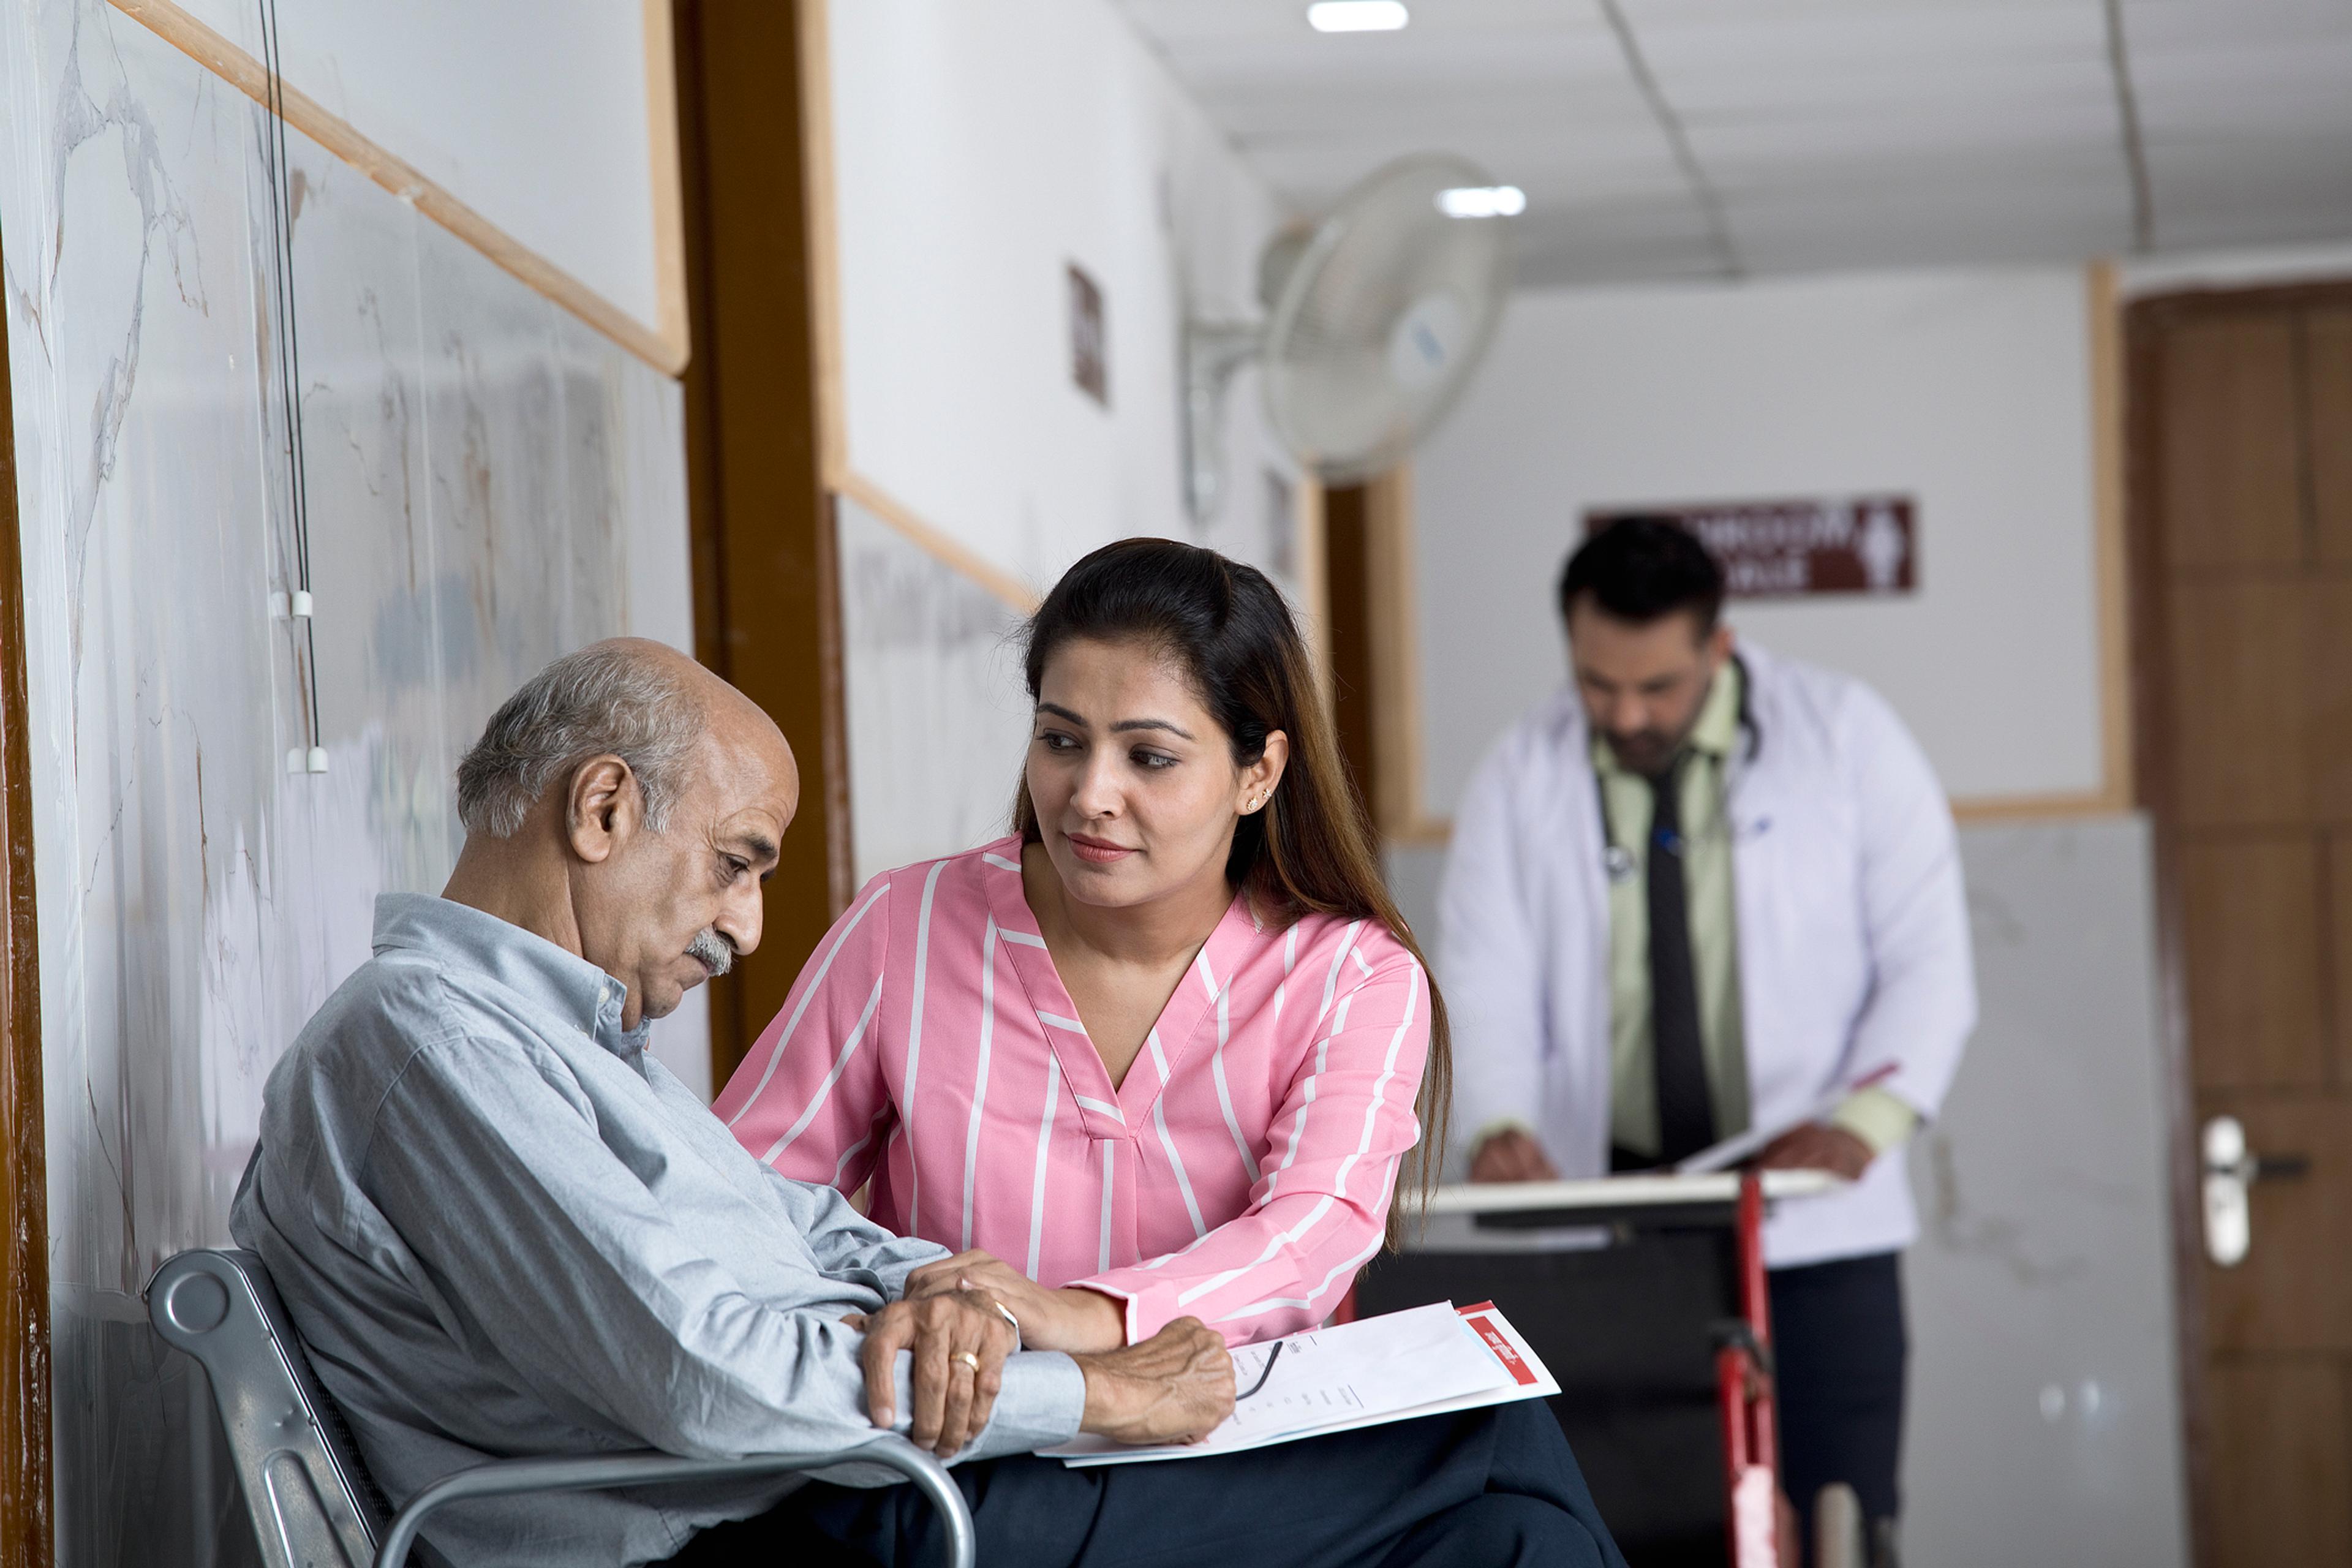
[1437,641,1976,1268]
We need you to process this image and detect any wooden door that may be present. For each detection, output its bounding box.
[672,0,855,1085]
[2132,283,2352,1568]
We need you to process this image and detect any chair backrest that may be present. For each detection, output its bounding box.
[149,1248,387,1568]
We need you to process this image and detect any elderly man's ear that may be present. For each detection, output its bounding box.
[564,756,642,865]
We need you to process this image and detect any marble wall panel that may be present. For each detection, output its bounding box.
[1,2,699,1559]
[1901,817,2188,1567]
[552,309,710,1096]
[837,496,1031,884]
[411,213,575,791]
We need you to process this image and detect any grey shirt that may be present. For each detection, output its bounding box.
[232,894,1084,1567]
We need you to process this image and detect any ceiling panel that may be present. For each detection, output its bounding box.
[1109,0,2352,285]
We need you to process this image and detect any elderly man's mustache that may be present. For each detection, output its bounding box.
[688,927,736,978]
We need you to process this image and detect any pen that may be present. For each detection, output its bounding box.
[1237,1340,1284,1400]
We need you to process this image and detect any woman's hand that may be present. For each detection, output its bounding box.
[848,1287,1017,1458]
[904,1250,1129,1355]
[1070,1318,1235,1446]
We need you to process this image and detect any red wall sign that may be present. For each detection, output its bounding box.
[1585,496,1918,600]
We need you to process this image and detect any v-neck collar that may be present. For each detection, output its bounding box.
[979,839,1264,1140]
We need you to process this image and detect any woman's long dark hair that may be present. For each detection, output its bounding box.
[1011,538,1450,1246]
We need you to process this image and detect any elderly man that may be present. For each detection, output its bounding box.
[232,639,1624,1568]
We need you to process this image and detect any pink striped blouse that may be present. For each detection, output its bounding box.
[712,839,1432,1346]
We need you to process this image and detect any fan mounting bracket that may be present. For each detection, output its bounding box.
[1182,318,1264,525]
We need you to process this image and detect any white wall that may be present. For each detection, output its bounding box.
[174,0,666,336]
[827,0,1299,598]
[1412,268,2108,811]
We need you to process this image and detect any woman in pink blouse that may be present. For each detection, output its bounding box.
[714,538,1450,1357]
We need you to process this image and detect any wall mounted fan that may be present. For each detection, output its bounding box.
[1185,153,1517,521]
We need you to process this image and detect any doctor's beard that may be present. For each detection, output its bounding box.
[1602,726,1687,780]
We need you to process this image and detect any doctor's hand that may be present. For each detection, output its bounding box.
[1071,1318,1235,1446]
[904,1249,1128,1354]
[849,1287,1016,1458]
[1470,1128,1561,1183]
[1754,1123,1874,1182]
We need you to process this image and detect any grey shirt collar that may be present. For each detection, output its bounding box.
[371,891,652,1062]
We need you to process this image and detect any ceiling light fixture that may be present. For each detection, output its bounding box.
[1438,186,1526,219]
[1308,2,1409,33]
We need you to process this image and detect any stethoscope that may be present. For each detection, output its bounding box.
[1596,656,1763,884]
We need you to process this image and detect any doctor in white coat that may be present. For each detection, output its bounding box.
[1441,517,1973,1562]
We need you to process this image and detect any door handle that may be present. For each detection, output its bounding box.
[2202,1115,2311,1267]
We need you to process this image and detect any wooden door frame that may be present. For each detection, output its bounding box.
[0,224,56,1568]
[671,0,854,1087]
[1322,467,1447,848]
[2125,274,2352,1568]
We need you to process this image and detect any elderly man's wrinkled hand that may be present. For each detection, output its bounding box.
[856,1289,1017,1458]
[1070,1318,1235,1446]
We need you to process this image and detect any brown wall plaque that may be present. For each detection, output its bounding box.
[1068,262,1108,406]
[1585,495,1918,599]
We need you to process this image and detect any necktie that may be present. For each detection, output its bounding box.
[1647,759,1714,1163]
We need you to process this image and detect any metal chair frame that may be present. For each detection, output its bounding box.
[147,1248,977,1568]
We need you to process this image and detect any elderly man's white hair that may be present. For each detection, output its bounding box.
[455,641,706,839]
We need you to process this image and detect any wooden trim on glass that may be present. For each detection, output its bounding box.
[642,0,690,361]
[0,253,56,1568]
[110,0,691,377]
[834,471,1039,614]
[1380,816,1455,848]
[2087,260,2137,815]
[812,493,854,924]
[796,0,850,490]
[1943,790,2127,822]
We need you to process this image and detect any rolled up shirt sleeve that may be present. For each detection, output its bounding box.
[1076,951,1431,1344]
[1827,1086,1920,1158]
[365,1012,1082,1469]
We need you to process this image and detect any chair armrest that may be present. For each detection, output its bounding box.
[372,1436,974,1568]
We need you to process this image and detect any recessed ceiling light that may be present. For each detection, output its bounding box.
[1438,186,1526,219]
[1308,2,1409,33]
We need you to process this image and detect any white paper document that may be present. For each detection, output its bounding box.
[1044,1300,1558,1467]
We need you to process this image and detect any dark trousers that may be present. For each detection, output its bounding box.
[666,1401,1628,1568]
[1770,1252,1907,1556]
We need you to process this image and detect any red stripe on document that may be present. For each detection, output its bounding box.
[1464,1315,1537,1387]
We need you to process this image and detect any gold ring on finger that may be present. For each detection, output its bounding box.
[952,1351,981,1374]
